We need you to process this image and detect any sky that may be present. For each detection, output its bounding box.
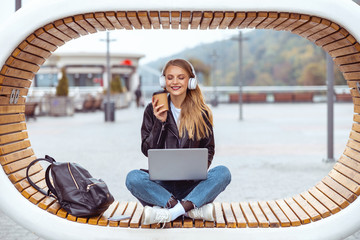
[0,0,242,64]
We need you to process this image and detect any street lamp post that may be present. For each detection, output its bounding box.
[211,50,219,107]
[15,0,21,11]
[101,32,116,122]
[232,31,249,121]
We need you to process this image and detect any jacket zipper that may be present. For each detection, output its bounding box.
[86,182,105,192]
[168,128,180,146]
[67,163,79,190]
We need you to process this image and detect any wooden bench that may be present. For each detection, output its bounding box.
[25,102,38,120]
[1,1,360,239]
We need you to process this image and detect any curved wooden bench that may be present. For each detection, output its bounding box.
[1,0,360,239]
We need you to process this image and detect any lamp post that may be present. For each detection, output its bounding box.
[324,53,335,162]
[15,0,21,11]
[100,32,116,122]
[231,31,249,121]
[210,50,219,107]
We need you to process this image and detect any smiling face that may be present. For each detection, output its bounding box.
[164,65,190,98]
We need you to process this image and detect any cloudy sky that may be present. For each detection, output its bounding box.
[0,0,242,64]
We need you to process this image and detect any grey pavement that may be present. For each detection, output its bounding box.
[1,101,360,239]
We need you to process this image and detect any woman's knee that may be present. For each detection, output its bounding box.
[125,169,146,191]
[212,165,231,185]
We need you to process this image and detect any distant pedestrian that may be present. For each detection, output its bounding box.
[135,85,143,107]
[126,59,231,225]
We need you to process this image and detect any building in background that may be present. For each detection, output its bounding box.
[29,52,144,112]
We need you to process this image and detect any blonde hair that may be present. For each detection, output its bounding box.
[163,59,213,140]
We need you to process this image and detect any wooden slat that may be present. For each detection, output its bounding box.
[105,12,123,29]
[57,208,68,218]
[137,11,151,29]
[230,202,247,228]
[265,12,290,30]
[3,155,36,174]
[0,96,25,105]
[26,34,56,52]
[334,162,360,185]
[300,18,329,39]
[117,12,133,30]
[171,11,180,29]
[0,122,26,135]
[221,202,236,228]
[11,48,45,65]
[308,22,340,43]
[172,217,182,228]
[84,13,106,31]
[194,219,204,228]
[0,76,31,88]
[0,147,33,165]
[38,196,56,210]
[240,202,258,227]
[149,11,160,29]
[0,86,28,96]
[329,169,360,195]
[67,214,77,222]
[29,190,46,204]
[34,28,65,47]
[339,63,360,73]
[293,194,322,221]
[284,198,311,224]
[5,56,40,73]
[341,151,360,170]
[0,105,25,114]
[63,17,89,36]
[300,191,330,218]
[97,201,119,226]
[183,217,193,228]
[256,12,279,29]
[354,114,360,123]
[228,12,246,29]
[1,66,34,80]
[274,13,300,31]
[316,181,349,209]
[344,72,360,80]
[238,12,256,29]
[160,11,170,29]
[200,11,213,30]
[249,202,269,227]
[209,12,224,29]
[127,12,142,30]
[17,41,51,60]
[316,28,349,47]
[324,38,357,53]
[291,15,317,35]
[14,168,44,192]
[204,220,214,228]
[247,12,267,29]
[73,15,97,34]
[322,175,356,203]
[330,43,360,58]
[95,12,115,30]
[0,139,31,155]
[190,11,203,29]
[119,201,137,227]
[218,12,235,29]
[258,201,280,227]
[180,11,191,30]
[21,179,46,199]
[267,200,290,227]
[213,202,225,228]
[130,203,144,228]
[47,201,62,215]
[44,23,72,42]
[109,201,128,227]
[0,131,28,145]
[275,199,300,226]
[350,131,360,143]
[0,114,25,125]
[283,14,310,32]
[334,53,360,65]
[308,187,340,214]
[54,19,80,39]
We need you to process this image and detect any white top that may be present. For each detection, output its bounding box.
[170,101,181,127]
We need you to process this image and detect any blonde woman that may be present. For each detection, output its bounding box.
[126,59,231,225]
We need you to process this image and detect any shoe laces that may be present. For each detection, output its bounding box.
[154,209,171,227]
[190,207,203,219]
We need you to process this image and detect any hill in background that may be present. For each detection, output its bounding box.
[145,29,346,87]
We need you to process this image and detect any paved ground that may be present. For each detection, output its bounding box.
[1,101,360,239]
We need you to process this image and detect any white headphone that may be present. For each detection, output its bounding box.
[159,59,198,90]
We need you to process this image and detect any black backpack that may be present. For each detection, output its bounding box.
[26,155,114,217]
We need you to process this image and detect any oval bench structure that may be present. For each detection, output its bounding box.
[1,0,360,239]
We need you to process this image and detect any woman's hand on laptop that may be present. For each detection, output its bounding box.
[152,97,167,123]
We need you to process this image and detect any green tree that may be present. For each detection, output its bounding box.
[56,68,69,96]
[298,62,326,85]
[110,75,123,93]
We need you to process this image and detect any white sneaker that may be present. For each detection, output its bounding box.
[187,203,214,221]
[142,206,172,225]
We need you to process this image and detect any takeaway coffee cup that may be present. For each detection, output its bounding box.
[152,90,169,111]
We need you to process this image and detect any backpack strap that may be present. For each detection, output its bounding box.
[45,163,58,199]
[26,155,57,198]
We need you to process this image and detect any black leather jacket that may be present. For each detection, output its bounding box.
[141,100,215,168]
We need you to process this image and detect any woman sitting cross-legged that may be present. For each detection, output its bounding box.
[125,59,231,225]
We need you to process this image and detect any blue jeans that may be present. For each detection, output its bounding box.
[125,165,231,208]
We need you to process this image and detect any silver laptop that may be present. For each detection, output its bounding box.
[148,148,208,181]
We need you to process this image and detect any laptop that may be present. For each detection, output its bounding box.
[148,148,208,181]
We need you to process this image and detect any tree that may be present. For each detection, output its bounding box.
[298,62,326,85]
[56,68,69,96]
[188,58,211,86]
[110,75,123,93]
